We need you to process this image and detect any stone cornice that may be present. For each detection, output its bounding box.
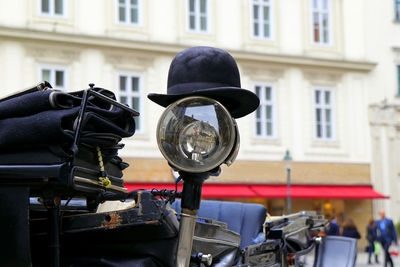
[0,26,376,72]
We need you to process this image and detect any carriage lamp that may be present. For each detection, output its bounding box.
[156,96,240,267]
[156,96,239,174]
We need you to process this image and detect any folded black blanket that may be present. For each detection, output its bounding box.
[0,87,121,120]
[0,87,136,149]
[0,106,134,149]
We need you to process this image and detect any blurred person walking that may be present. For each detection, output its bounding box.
[340,218,361,265]
[367,218,379,264]
[325,214,340,236]
[340,218,361,240]
[376,210,398,267]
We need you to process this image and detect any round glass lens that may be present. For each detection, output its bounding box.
[157,96,235,173]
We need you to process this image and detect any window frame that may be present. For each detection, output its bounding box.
[116,0,141,26]
[313,87,335,141]
[310,0,331,46]
[254,84,276,139]
[187,0,210,33]
[38,0,67,18]
[38,65,67,91]
[251,0,273,40]
[116,72,143,133]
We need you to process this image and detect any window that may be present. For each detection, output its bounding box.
[118,74,142,131]
[255,85,275,138]
[40,67,66,91]
[396,0,400,21]
[117,0,140,25]
[313,88,334,140]
[251,0,272,39]
[40,0,66,17]
[188,0,208,32]
[311,0,330,45]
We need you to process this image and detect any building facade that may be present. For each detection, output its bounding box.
[0,0,396,249]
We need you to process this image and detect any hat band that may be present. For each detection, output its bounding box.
[167,82,235,95]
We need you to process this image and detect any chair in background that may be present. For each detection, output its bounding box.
[313,235,357,267]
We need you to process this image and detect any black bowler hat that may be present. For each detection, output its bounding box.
[148,46,259,118]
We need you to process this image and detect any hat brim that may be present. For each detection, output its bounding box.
[148,87,260,119]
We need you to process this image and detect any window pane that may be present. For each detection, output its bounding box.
[396,2,400,21]
[120,76,127,91]
[254,22,259,36]
[55,0,63,15]
[316,124,322,137]
[263,6,269,21]
[120,96,127,104]
[131,77,139,92]
[189,15,195,29]
[322,14,329,43]
[256,121,261,135]
[326,124,331,138]
[397,65,400,95]
[266,122,272,136]
[132,97,139,110]
[265,87,271,100]
[256,107,261,119]
[313,12,320,42]
[42,69,51,82]
[324,91,330,104]
[42,0,50,13]
[131,7,138,23]
[325,109,331,123]
[119,7,126,22]
[315,90,320,104]
[316,108,321,122]
[323,28,329,43]
[119,0,124,4]
[313,0,318,8]
[200,0,206,13]
[266,105,272,119]
[200,16,207,31]
[322,0,328,9]
[255,86,261,96]
[189,0,195,12]
[263,23,269,38]
[55,70,64,87]
[253,5,259,19]
[131,0,137,5]
[132,97,140,129]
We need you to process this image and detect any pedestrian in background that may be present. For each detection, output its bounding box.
[376,210,398,267]
[367,218,379,264]
[340,218,361,240]
[325,214,340,236]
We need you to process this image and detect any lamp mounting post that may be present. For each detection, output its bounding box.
[283,150,292,215]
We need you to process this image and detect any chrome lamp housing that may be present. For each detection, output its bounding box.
[156,96,239,174]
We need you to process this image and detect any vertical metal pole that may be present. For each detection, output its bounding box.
[287,167,291,214]
[49,204,60,267]
[176,209,197,267]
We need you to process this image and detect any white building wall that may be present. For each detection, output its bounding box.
[0,0,378,166]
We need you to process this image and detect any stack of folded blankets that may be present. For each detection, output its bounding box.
[0,82,137,195]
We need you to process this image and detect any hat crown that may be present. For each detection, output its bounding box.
[167,46,241,93]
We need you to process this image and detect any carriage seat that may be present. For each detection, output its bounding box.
[170,199,266,249]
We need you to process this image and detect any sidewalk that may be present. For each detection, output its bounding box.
[302,251,399,266]
[355,251,400,267]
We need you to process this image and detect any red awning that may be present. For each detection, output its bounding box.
[123,183,388,199]
[251,184,388,199]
